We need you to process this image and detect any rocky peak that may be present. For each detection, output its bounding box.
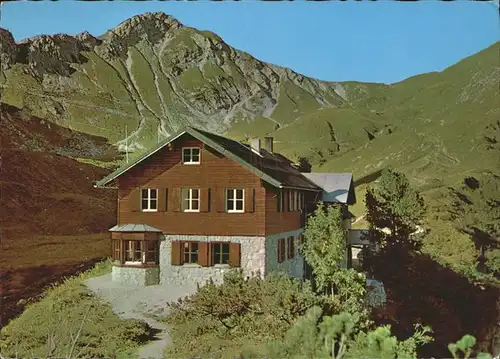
[75,31,102,50]
[0,28,17,70]
[98,12,183,59]
[16,33,92,77]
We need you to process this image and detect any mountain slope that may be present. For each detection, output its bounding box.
[0,13,354,155]
[321,41,500,187]
[0,12,498,188]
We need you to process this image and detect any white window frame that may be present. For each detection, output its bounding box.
[182,147,201,165]
[226,188,245,213]
[141,188,158,212]
[183,188,200,212]
[124,240,142,265]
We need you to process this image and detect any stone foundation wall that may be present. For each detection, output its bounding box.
[111,266,160,286]
[159,235,266,287]
[265,229,305,280]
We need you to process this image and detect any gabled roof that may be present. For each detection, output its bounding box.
[95,126,322,191]
[301,173,354,204]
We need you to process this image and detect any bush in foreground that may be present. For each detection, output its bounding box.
[268,306,492,359]
[0,259,152,359]
[163,270,322,359]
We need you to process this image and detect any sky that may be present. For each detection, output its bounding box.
[1,1,499,84]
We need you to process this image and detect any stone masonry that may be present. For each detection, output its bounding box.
[159,230,305,287]
[112,266,160,286]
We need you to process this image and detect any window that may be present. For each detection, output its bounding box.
[226,189,244,213]
[125,240,142,263]
[299,192,304,211]
[141,189,158,212]
[297,233,304,255]
[172,241,241,267]
[112,240,121,262]
[287,236,295,259]
[182,147,201,164]
[182,188,200,212]
[212,242,230,265]
[278,190,285,212]
[145,241,158,263]
[183,242,199,264]
[277,238,286,263]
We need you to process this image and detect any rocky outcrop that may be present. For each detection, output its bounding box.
[0,28,17,71]
[0,11,346,146]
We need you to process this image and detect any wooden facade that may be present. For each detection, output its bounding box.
[116,134,314,237]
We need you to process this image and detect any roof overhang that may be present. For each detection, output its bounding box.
[279,185,323,192]
[109,224,162,232]
[301,172,354,204]
[95,126,283,189]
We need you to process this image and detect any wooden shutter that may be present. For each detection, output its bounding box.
[200,188,210,212]
[130,188,141,212]
[244,188,254,213]
[180,188,188,212]
[170,188,181,212]
[171,240,182,265]
[287,236,295,259]
[158,188,167,212]
[216,188,226,213]
[229,243,241,267]
[198,242,210,266]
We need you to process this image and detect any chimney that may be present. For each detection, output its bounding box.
[250,138,261,152]
[264,137,274,153]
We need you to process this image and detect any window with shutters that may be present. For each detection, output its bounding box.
[212,242,230,265]
[226,189,244,213]
[182,147,201,164]
[277,238,286,263]
[183,242,199,264]
[125,240,142,263]
[182,188,200,212]
[287,236,295,259]
[141,188,158,212]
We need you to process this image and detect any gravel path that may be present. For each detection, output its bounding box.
[86,274,198,359]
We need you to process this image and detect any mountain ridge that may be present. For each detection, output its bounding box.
[0,12,498,188]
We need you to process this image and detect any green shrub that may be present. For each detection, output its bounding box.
[163,270,321,359]
[0,259,152,358]
[267,306,433,359]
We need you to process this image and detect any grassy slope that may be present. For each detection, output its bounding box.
[321,42,500,185]
[0,104,118,327]
[319,42,500,274]
[0,260,152,359]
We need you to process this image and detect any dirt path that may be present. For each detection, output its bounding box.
[86,274,197,359]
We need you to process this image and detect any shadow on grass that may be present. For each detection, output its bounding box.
[353,169,384,188]
[138,326,164,344]
[369,250,500,357]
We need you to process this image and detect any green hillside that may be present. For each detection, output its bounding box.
[1,11,498,275]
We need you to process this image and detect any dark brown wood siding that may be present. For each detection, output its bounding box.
[264,185,320,235]
[265,185,302,235]
[118,134,266,236]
